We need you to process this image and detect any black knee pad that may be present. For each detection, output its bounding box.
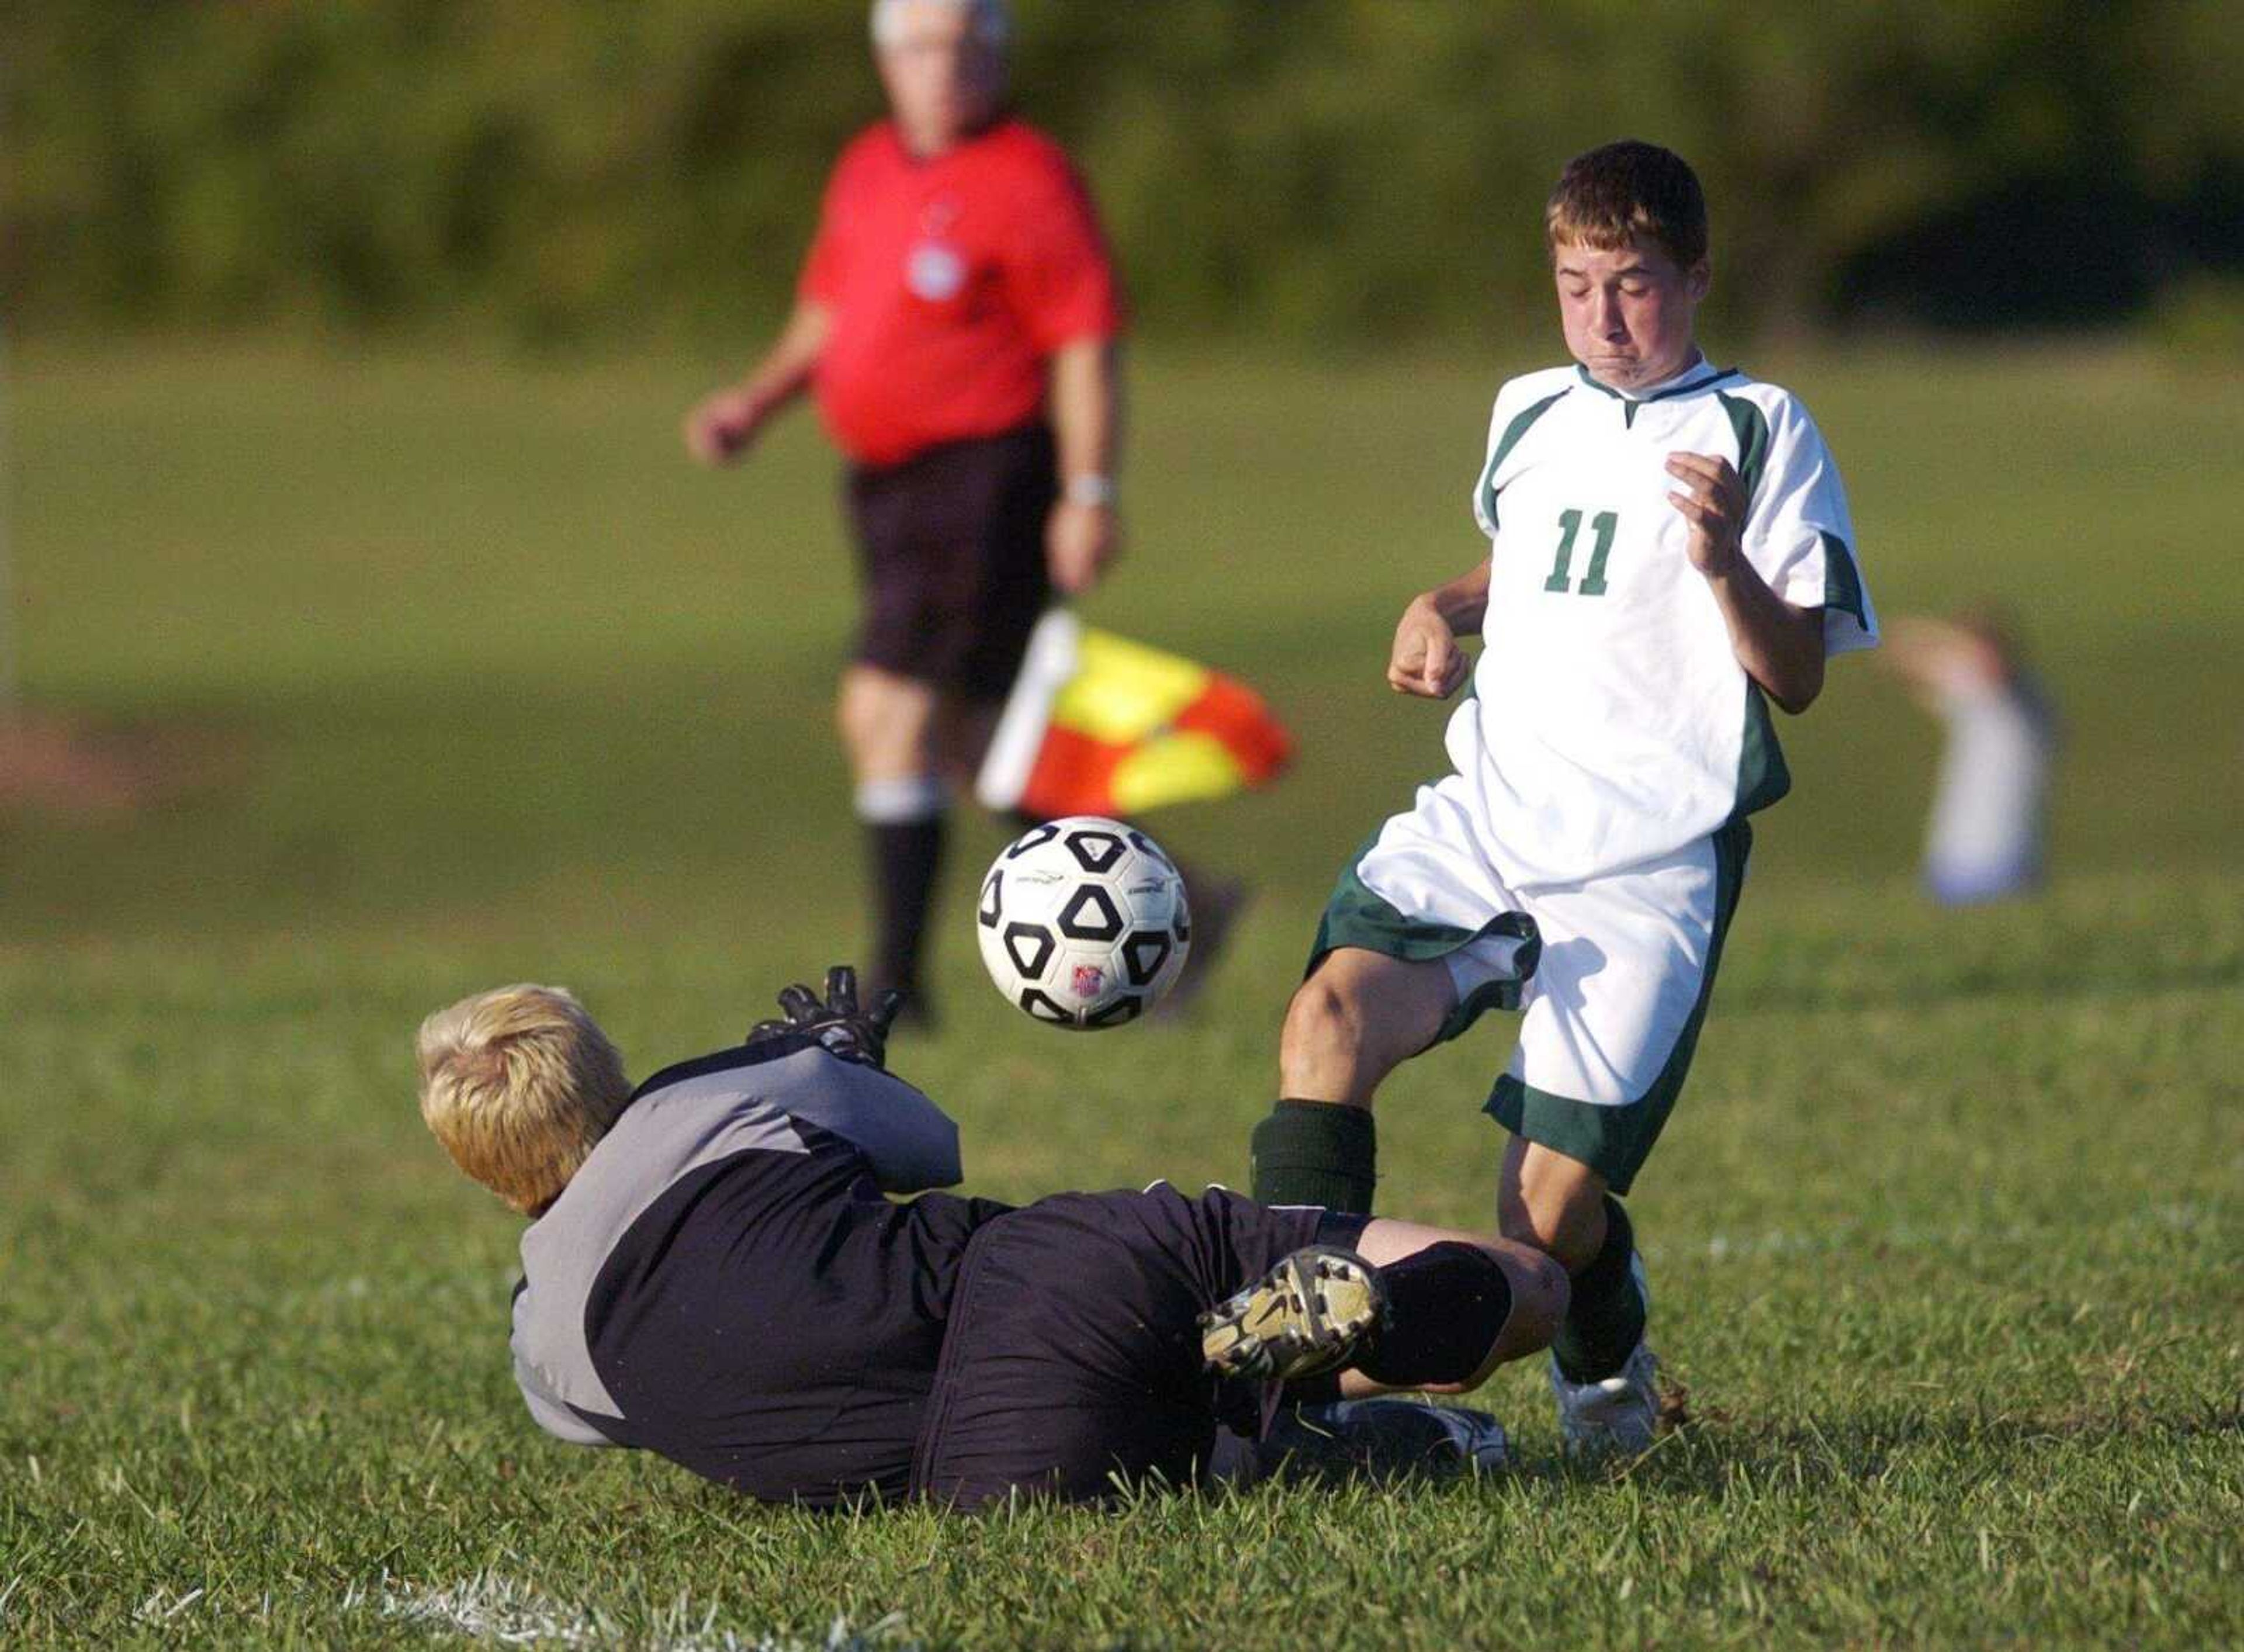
[1355,1242,1514,1387]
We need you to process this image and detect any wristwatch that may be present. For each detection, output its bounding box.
[1063,473,1117,508]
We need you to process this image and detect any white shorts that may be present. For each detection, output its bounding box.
[1312,811,1752,1191]
[1435,841,1718,1106]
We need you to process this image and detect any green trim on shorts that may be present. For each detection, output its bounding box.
[1483,817,1753,1194]
[1308,833,1544,1045]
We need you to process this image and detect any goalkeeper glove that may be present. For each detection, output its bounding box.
[746,965,905,1070]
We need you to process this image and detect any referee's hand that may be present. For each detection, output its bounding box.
[1047,499,1119,595]
[683,388,761,466]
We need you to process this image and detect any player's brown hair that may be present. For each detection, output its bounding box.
[415,985,632,1215]
[1545,140,1709,272]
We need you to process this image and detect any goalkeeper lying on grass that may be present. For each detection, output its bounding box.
[415,968,1566,1508]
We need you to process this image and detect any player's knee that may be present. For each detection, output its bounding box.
[1507,1248,1571,1350]
[1280,972,1372,1078]
[837,676,930,776]
[834,679,880,757]
[1280,972,1349,1050]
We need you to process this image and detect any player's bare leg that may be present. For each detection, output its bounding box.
[1250,950,1453,1213]
[1500,1136,1660,1456]
[837,665,947,1017]
[1278,948,1456,1106]
[1497,1136,1609,1271]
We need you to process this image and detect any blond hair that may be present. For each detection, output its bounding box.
[415,985,632,1215]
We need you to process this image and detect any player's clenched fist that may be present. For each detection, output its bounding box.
[1664,451,1747,578]
[1388,594,1471,699]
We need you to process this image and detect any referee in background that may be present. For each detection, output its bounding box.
[685,0,1126,1020]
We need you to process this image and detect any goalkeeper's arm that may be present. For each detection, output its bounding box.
[743,965,962,1193]
[778,1058,964,1194]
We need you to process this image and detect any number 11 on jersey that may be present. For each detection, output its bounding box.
[1545,508,1618,597]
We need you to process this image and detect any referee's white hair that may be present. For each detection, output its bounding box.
[871,0,1010,50]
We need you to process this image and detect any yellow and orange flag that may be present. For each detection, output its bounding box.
[975,612,1292,817]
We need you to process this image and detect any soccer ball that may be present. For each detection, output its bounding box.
[976,816,1190,1028]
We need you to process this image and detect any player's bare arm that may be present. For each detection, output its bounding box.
[1045,335,1123,594]
[683,300,833,466]
[1387,562,1490,699]
[1665,450,1826,713]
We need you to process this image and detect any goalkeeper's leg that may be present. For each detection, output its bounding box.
[1204,1219,1568,1394]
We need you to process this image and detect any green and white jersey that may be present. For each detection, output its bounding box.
[1439,360,1875,890]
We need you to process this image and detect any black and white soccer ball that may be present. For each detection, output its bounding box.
[976,816,1190,1029]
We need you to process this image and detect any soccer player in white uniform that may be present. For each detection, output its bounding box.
[1246,141,1878,1454]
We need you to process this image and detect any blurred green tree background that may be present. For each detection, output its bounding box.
[6,0,2241,347]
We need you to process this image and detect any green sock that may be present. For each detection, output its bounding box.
[1551,1193,1647,1383]
[1249,1100,1376,1214]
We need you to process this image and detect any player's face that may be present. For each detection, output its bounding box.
[877,2,1004,157]
[1552,237,1710,392]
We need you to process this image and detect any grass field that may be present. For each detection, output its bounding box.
[2,340,2239,1647]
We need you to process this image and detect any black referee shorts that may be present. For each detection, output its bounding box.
[910,1184,1364,1508]
[843,422,1056,701]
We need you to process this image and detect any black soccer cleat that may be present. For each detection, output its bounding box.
[1200,1246,1388,1383]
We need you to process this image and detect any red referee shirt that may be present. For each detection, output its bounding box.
[799,117,1125,469]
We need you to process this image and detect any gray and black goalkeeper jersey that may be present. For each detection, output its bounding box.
[508,1036,1011,1505]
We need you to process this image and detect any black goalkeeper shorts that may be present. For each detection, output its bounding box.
[843,421,1055,701]
[910,1183,1365,1508]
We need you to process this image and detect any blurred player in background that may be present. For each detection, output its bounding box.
[1882,611,2056,904]
[415,969,1567,1508]
[1248,141,1879,1455]
[684,0,1125,1020]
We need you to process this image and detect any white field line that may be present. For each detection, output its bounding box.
[345,1570,916,1651]
[134,1585,205,1625]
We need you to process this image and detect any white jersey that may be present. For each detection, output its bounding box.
[1379,361,1876,898]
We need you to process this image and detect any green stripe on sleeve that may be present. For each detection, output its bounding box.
[1715,389,1772,512]
[1476,389,1568,531]
[1819,530,1867,628]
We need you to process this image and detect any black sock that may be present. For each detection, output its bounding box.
[1550,1194,1646,1383]
[1249,1100,1376,1214]
[867,816,945,1005]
